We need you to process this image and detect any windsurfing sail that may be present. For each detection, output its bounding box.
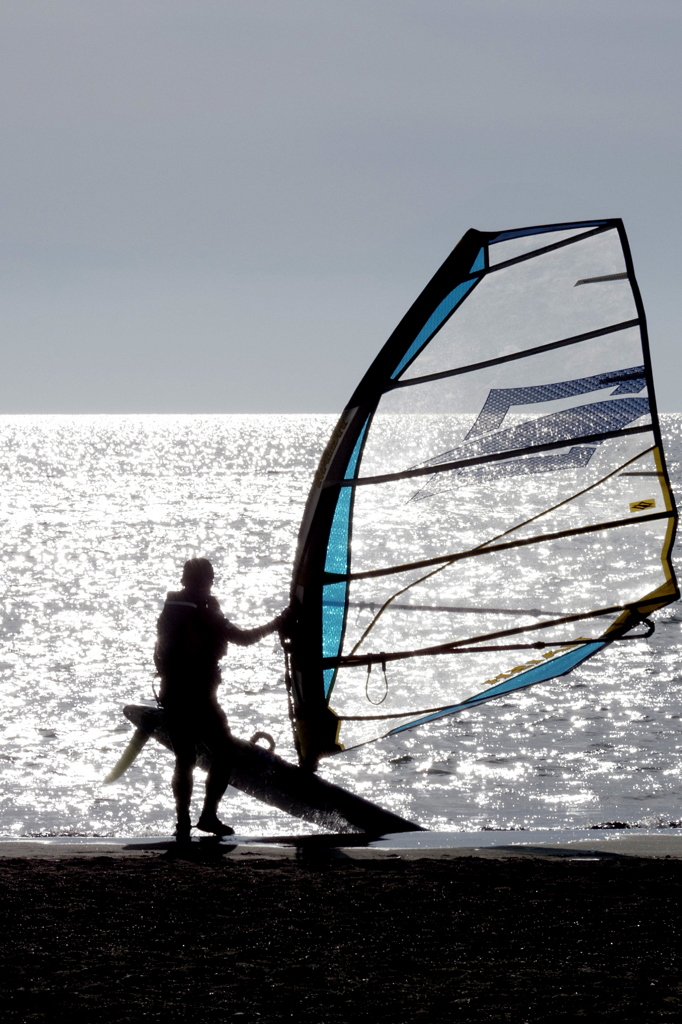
[287,220,678,767]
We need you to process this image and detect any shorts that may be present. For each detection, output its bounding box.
[163,700,235,770]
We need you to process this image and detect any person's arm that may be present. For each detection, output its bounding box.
[223,610,289,647]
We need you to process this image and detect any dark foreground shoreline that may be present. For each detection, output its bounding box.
[1,852,681,1023]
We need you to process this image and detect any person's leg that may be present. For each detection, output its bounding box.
[172,758,194,833]
[165,713,197,839]
[196,707,235,835]
[201,760,230,820]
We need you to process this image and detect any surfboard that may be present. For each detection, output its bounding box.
[105,704,424,835]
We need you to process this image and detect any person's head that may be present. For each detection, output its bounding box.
[181,557,215,592]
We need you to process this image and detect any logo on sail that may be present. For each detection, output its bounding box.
[630,498,656,512]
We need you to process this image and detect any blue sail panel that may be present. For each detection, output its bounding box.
[387,642,605,735]
[390,278,478,379]
[491,221,607,243]
[319,417,371,700]
[324,489,352,574]
[470,247,486,272]
[322,582,347,696]
[345,421,369,479]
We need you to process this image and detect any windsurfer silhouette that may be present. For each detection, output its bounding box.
[154,557,289,842]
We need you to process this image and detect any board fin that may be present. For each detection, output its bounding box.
[103,726,152,784]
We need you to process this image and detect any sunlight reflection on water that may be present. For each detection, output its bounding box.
[0,413,681,837]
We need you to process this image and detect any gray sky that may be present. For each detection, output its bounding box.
[1,0,680,412]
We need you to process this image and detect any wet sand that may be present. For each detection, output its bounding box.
[1,846,682,1022]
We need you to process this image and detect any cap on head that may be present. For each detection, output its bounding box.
[181,557,215,588]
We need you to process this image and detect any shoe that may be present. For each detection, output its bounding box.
[195,813,235,837]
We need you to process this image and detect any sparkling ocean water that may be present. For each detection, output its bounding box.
[1,414,681,838]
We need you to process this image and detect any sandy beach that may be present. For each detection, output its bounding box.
[1,839,681,1023]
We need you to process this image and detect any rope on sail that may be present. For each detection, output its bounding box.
[328,602,658,670]
[347,445,657,657]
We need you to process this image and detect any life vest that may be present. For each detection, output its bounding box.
[154,590,228,700]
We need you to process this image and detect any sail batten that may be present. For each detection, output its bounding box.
[323,509,673,584]
[484,223,612,271]
[385,318,642,391]
[326,424,653,490]
[288,219,678,765]
[323,597,664,666]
